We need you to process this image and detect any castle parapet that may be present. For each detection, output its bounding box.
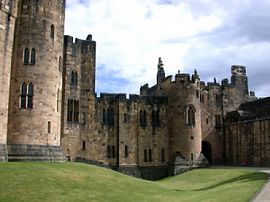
[175,73,190,83]
[231,65,246,76]
[161,75,173,84]
[64,34,96,65]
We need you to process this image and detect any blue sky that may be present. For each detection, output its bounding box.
[65,0,270,98]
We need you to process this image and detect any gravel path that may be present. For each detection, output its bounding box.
[251,168,270,202]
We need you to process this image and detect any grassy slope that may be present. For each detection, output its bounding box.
[0,163,267,202]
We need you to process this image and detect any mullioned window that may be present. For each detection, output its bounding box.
[23,48,36,65]
[186,105,195,126]
[20,82,33,109]
[67,99,79,123]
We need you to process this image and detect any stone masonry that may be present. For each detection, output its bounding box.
[0,0,19,161]
[0,1,269,179]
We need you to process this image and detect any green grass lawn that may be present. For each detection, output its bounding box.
[0,163,267,202]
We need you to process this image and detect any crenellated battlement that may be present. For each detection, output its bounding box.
[141,68,200,96]
[200,65,253,99]
[64,34,96,66]
[64,35,95,52]
[97,93,167,105]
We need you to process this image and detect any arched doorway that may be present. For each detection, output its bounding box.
[202,141,212,164]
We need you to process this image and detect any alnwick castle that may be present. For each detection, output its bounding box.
[1,0,270,179]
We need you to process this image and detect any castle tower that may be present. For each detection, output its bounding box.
[157,57,165,84]
[0,0,19,161]
[60,35,96,160]
[7,0,66,161]
[167,70,202,161]
[231,65,249,96]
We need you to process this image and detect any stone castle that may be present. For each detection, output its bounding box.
[1,1,270,179]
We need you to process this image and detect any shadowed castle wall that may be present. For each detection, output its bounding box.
[225,118,270,166]
[224,97,270,166]
[200,66,256,164]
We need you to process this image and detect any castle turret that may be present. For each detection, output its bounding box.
[167,72,202,162]
[0,0,19,161]
[60,35,96,160]
[7,0,66,161]
[157,57,165,84]
[231,65,249,96]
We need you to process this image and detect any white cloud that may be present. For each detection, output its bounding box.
[65,0,270,97]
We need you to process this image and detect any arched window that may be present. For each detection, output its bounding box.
[58,56,62,72]
[67,99,73,121]
[23,48,29,64]
[71,71,74,84]
[107,108,114,126]
[152,109,160,128]
[27,82,33,108]
[186,105,195,126]
[20,82,27,108]
[143,110,147,127]
[71,71,78,86]
[74,100,79,122]
[50,24,55,39]
[30,48,36,64]
[140,110,147,128]
[74,72,78,85]
[139,110,143,126]
[57,89,60,112]
[71,71,75,85]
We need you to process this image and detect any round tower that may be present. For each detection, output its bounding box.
[7,0,66,161]
[0,0,19,161]
[167,70,202,161]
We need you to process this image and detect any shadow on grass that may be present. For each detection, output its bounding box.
[196,173,266,191]
[174,172,267,192]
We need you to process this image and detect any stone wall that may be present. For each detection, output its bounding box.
[91,94,169,168]
[225,118,270,166]
[0,0,18,161]
[7,0,65,156]
[61,35,96,161]
[142,69,202,162]
[0,0,264,172]
[7,144,66,162]
[200,66,256,164]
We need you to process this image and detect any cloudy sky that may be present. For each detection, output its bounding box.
[65,0,270,98]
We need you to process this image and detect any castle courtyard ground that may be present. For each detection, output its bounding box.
[0,163,268,202]
[211,166,270,202]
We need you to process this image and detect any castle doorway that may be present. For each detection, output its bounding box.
[202,141,212,164]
